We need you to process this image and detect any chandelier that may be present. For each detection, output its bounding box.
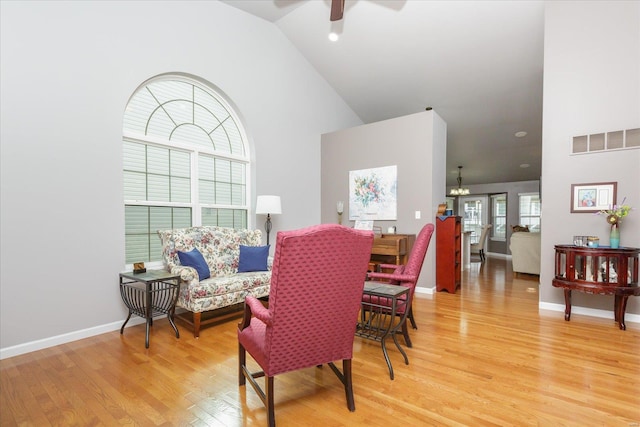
[450,166,470,196]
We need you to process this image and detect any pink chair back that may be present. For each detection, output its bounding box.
[401,223,435,304]
[263,224,374,376]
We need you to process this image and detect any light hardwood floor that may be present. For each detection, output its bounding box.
[2,257,639,426]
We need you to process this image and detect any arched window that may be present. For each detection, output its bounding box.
[123,74,250,264]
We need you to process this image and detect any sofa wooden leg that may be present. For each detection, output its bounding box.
[193,312,201,338]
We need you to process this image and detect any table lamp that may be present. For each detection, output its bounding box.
[256,195,282,246]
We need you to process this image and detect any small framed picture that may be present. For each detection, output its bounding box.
[570,182,617,213]
[354,220,374,230]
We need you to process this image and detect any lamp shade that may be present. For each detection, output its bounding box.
[256,195,282,215]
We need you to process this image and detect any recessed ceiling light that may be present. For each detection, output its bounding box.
[328,32,339,42]
[515,131,527,138]
[520,163,530,168]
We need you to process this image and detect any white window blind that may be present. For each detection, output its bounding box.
[491,194,507,240]
[123,76,250,264]
[519,193,541,233]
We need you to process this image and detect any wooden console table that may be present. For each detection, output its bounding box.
[370,233,415,271]
[552,245,639,330]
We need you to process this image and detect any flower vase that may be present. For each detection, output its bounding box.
[609,224,620,249]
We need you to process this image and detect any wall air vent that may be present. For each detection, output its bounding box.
[572,127,639,154]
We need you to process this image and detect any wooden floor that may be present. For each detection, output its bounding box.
[2,257,639,426]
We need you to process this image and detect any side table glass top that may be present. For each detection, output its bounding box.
[119,269,180,283]
[363,281,410,297]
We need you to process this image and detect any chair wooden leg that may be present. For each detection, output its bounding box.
[238,343,246,386]
[408,306,417,329]
[343,359,355,412]
[401,320,412,348]
[328,360,355,411]
[266,376,275,427]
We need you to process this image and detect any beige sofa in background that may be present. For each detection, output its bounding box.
[509,232,541,275]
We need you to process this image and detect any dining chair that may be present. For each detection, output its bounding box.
[471,224,493,262]
[365,223,435,347]
[238,224,374,427]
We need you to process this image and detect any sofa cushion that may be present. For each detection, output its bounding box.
[238,245,270,272]
[177,271,271,313]
[178,248,211,280]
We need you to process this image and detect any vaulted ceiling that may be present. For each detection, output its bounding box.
[222,0,545,186]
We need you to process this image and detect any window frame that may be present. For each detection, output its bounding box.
[490,193,507,241]
[458,195,488,244]
[122,75,252,268]
[518,192,541,233]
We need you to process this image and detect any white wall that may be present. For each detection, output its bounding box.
[0,1,362,357]
[320,110,447,290]
[541,1,640,316]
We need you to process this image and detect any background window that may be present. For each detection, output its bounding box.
[491,194,507,240]
[459,196,488,244]
[519,193,541,232]
[123,76,250,264]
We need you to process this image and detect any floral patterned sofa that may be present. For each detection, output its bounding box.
[157,226,271,338]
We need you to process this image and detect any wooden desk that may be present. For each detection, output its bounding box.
[552,245,639,330]
[370,234,415,268]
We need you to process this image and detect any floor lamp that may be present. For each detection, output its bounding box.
[255,195,282,246]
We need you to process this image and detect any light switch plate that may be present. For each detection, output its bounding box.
[415,210,421,219]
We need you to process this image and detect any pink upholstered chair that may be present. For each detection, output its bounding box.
[238,224,374,427]
[365,223,434,347]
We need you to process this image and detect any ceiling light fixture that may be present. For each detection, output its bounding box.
[450,166,470,196]
[515,131,527,138]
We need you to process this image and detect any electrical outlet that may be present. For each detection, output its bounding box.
[415,210,421,219]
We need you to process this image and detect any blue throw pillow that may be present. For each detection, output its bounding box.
[177,248,210,280]
[238,245,270,272]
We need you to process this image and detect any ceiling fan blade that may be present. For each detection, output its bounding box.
[330,0,344,21]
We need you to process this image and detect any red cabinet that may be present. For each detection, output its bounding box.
[436,216,461,293]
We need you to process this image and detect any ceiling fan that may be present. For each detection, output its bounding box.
[330,0,345,21]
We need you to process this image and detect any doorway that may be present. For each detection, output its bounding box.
[458,195,488,244]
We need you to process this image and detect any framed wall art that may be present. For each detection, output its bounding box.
[349,165,397,220]
[570,182,617,213]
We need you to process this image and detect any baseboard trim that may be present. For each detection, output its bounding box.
[0,316,150,360]
[486,252,510,260]
[539,302,640,325]
[415,286,435,295]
